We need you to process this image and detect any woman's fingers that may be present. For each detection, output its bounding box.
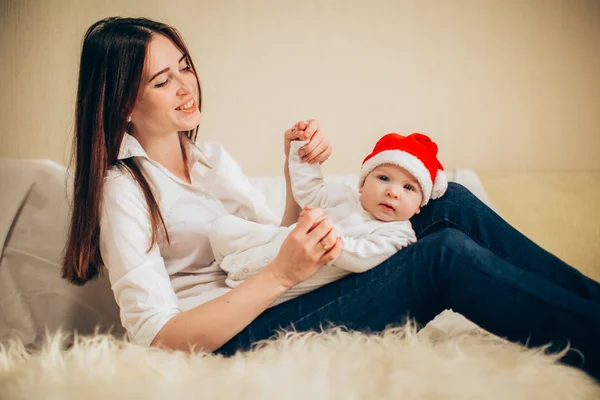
[304,119,319,138]
[306,217,334,248]
[303,137,331,164]
[272,207,342,287]
[298,129,321,156]
[295,208,337,250]
[312,145,332,164]
[317,227,339,253]
[297,125,332,164]
[321,237,343,262]
[295,207,325,233]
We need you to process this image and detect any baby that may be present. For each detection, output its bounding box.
[209,132,448,306]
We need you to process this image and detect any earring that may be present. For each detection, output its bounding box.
[127,116,132,123]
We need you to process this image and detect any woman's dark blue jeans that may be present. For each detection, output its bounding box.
[217,183,600,380]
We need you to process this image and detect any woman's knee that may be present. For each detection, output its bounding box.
[417,182,481,217]
[440,182,476,203]
[387,228,476,268]
[425,228,478,265]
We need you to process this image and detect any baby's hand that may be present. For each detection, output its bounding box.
[294,121,310,139]
[284,120,311,157]
[299,205,313,216]
[284,119,332,164]
[290,121,311,141]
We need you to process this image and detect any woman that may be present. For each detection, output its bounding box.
[62,17,600,381]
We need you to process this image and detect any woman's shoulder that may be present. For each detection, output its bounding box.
[194,141,243,172]
[104,165,144,202]
[194,141,229,161]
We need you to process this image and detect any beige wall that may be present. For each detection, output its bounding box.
[1,0,599,175]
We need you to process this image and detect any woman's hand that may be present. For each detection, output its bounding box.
[267,206,343,289]
[284,119,332,164]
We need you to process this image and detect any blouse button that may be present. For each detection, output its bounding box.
[243,268,249,273]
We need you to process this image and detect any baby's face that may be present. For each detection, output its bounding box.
[359,164,424,222]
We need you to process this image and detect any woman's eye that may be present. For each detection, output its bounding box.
[182,65,193,72]
[154,78,169,88]
[378,175,389,182]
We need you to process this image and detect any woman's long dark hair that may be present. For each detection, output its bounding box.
[62,17,202,285]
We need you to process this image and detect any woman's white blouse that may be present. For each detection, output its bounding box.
[99,133,280,347]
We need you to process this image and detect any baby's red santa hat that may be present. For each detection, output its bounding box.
[359,133,448,207]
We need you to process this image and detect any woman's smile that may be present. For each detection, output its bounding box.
[175,97,197,113]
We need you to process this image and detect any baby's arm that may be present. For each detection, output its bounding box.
[289,140,351,209]
[334,222,417,273]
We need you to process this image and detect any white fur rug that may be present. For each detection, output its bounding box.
[1,322,598,400]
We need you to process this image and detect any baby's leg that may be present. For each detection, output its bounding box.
[223,227,291,285]
[210,215,284,264]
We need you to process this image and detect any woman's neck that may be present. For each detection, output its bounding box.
[135,131,191,184]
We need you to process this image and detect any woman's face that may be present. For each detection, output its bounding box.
[129,34,201,138]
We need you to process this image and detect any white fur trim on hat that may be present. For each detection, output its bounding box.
[359,150,433,206]
[431,170,448,200]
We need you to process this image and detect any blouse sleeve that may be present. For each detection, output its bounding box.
[99,171,182,347]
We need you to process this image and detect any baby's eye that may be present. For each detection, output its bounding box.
[404,184,414,191]
[378,175,389,182]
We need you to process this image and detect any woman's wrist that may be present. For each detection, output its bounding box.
[260,260,295,291]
